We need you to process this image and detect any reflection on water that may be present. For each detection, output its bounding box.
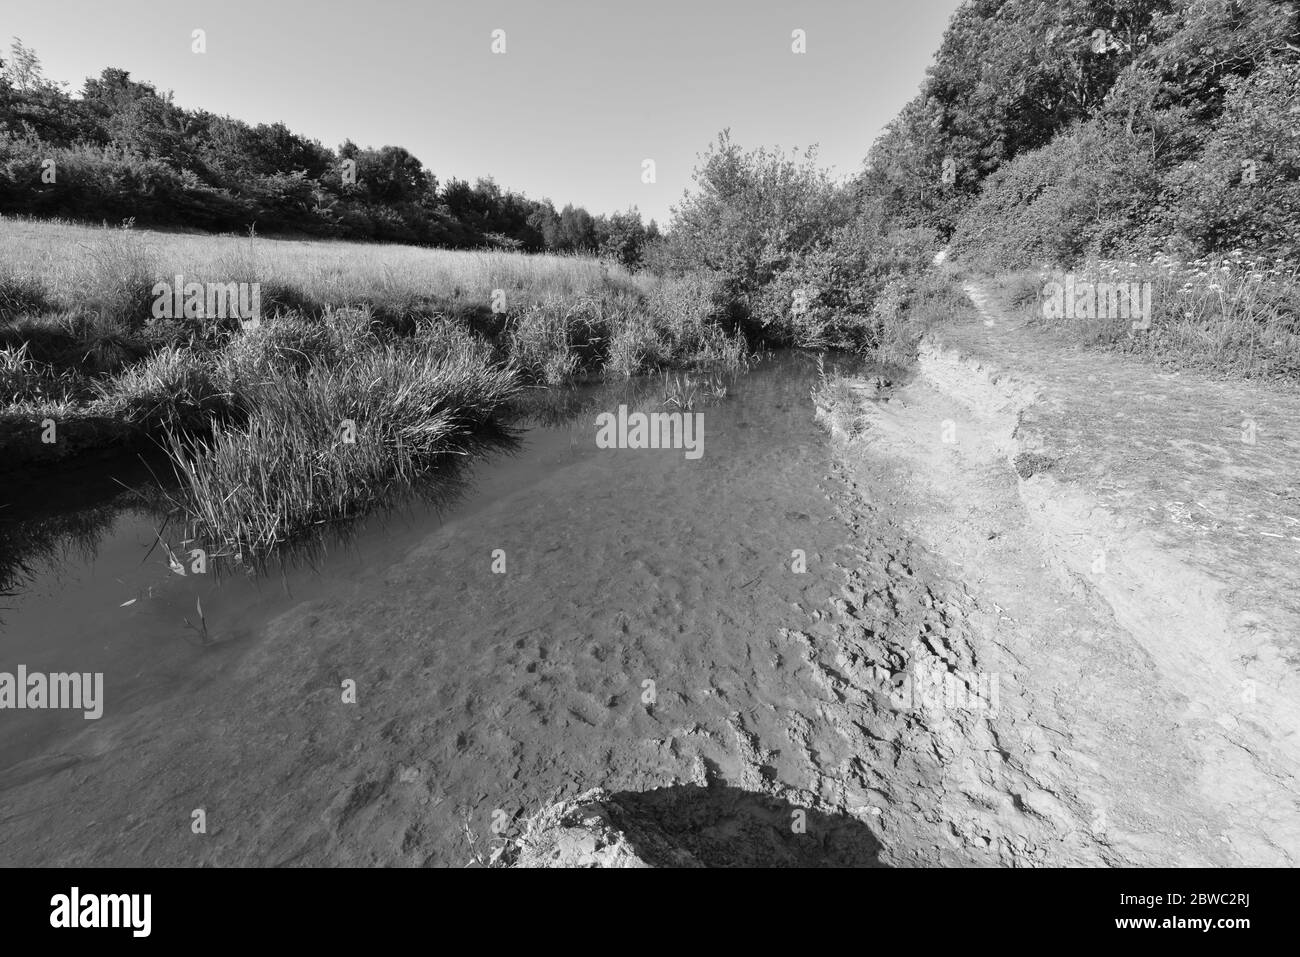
[0,364,749,608]
[0,431,524,608]
[1,451,155,605]
[0,369,744,609]
[1,502,121,603]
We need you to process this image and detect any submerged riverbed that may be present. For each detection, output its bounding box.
[0,353,876,865]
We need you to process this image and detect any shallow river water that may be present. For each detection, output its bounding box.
[0,353,873,865]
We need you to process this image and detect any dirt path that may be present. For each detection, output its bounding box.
[826,279,1300,866]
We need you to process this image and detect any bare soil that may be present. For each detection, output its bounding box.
[515,279,1300,866]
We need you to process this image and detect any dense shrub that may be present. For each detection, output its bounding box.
[660,133,846,332]
[859,0,1173,237]
[857,0,1299,270]
[1154,59,1300,259]
[949,119,1162,270]
[756,216,938,348]
[606,273,744,375]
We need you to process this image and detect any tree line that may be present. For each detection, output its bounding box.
[0,40,659,263]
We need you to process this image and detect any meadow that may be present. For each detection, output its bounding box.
[0,216,748,553]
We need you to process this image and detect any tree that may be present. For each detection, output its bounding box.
[3,38,45,92]
[345,144,429,204]
[527,199,563,249]
[860,1,1174,235]
[665,131,844,317]
[557,203,597,251]
[596,207,652,266]
[1157,58,1300,258]
[0,41,597,250]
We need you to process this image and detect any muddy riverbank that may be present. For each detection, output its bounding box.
[8,303,1287,868]
[502,278,1300,868]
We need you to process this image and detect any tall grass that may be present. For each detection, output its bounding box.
[659,370,729,409]
[607,273,749,376]
[1009,254,1300,380]
[506,299,607,385]
[161,337,520,553]
[0,340,86,407]
[810,355,870,439]
[0,218,747,388]
[1,342,45,401]
[91,346,233,432]
[861,272,977,367]
[2,218,751,555]
[0,215,650,321]
[0,270,51,322]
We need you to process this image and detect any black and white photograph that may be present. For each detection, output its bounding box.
[0,0,1294,935]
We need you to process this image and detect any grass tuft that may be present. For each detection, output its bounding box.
[160,337,520,553]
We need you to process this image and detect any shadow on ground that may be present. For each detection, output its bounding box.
[601,784,888,868]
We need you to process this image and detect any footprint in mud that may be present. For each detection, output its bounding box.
[332,777,384,830]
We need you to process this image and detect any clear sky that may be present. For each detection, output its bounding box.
[7,0,964,225]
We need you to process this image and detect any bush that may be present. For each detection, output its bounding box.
[642,273,734,357]
[1155,59,1300,259]
[660,132,846,335]
[755,216,939,349]
[950,118,1162,270]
